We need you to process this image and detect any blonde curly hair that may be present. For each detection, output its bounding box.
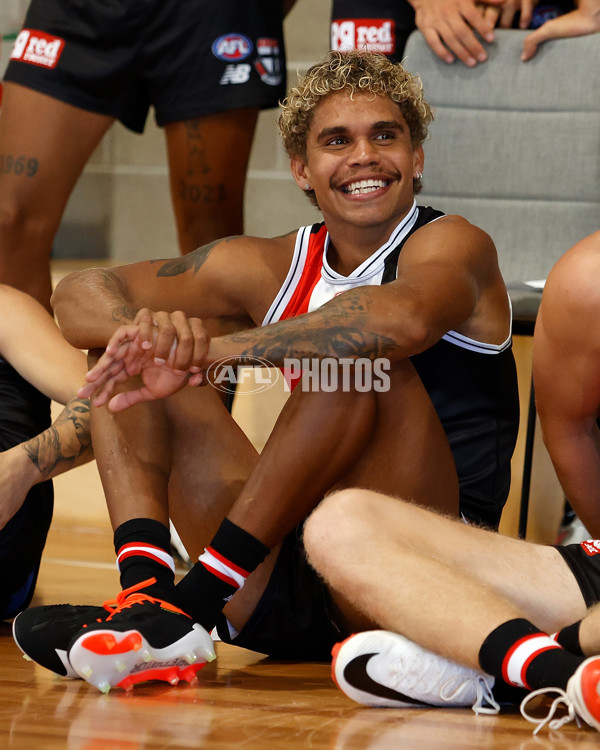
[278,50,432,203]
[279,50,432,155]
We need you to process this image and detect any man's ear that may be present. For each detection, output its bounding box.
[413,145,424,176]
[290,155,311,192]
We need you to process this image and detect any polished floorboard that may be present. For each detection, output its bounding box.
[0,525,597,749]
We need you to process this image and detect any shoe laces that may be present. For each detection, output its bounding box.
[100,578,190,621]
[440,674,500,715]
[520,687,581,734]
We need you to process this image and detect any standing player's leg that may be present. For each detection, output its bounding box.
[0,84,114,309]
[164,108,260,252]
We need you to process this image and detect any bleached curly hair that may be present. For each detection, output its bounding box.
[279,50,432,156]
[278,50,433,203]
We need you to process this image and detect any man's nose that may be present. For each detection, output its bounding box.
[349,137,379,165]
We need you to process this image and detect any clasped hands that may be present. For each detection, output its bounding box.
[78,309,210,412]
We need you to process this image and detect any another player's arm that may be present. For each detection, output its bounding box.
[208,217,501,366]
[534,233,600,536]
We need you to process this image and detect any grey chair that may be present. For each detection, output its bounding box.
[403,29,600,536]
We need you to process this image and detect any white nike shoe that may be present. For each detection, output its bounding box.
[332,630,499,714]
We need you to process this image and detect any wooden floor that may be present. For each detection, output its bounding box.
[0,525,597,748]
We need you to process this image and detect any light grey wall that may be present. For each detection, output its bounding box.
[19,0,331,263]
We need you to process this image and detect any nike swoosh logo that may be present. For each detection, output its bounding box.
[343,653,424,705]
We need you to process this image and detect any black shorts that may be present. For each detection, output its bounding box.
[331,0,576,63]
[4,0,287,133]
[331,0,416,63]
[216,527,345,660]
[0,359,53,619]
[555,541,600,609]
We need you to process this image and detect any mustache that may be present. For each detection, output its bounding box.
[330,169,402,190]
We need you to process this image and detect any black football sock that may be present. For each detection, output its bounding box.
[479,618,585,691]
[176,518,269,631]
[114,518,177,604]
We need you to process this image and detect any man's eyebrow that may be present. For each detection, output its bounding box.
[316,125,348,141]
[316,120,405,141]
[372,119,405,131]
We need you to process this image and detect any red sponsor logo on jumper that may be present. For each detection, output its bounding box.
[581,540,600,556]
[331,19,395,55]
[10,29,65,69]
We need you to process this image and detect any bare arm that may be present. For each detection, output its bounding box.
[81,217,508,409]
[208,217,505,365]
[522,0,600,60]
[534,232,600,536]
[0,287,93,528]
[51,236,276,351]
[0,284,87,403]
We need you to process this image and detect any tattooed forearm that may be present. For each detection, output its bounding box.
[224,287,400,363]
[229,325,399,363]
[23,397,93,479]
[156,236,242,278]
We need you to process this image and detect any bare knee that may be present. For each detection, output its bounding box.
[304,488,376,577]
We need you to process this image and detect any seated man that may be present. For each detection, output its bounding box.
[13,50,518,694]
[0,285,92,619]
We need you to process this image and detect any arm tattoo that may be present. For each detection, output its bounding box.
[23,397,93,478]
[155,236,242,278]
[227,290,400,362]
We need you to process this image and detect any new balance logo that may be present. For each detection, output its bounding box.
[11,29,65,69]
[220,64,251,85]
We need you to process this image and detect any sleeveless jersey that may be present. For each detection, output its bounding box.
[262,202,520,528]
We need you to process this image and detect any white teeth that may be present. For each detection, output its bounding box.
[342,179,388,195]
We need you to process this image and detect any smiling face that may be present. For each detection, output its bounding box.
[290,91,424,240]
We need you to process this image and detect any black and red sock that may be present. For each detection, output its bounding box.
[114,518,177,604]
[479,618,585,691]
[176,518,270,631]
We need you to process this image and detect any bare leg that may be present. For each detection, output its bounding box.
[0,84,114,309]
[228,359,459,547]
[223,360,459,629]
[303,488,589,669]
[164,108,259,252]
[91,380,258,558]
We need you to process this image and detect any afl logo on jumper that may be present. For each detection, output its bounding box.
[10,29,65,69]
[212,34,253,61]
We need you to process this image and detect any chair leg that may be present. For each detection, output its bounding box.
[518,377,536,539]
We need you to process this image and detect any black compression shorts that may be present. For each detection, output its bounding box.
[216,527,346,660]
[555,541,600,609]
[4,0,287,132]
[0,359,53,619]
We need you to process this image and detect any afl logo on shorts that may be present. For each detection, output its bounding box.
[212,34,253,62]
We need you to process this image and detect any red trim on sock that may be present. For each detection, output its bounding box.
[501,634,540,685]
[200,560,239,589]
[206,546,250,577]
[117,548,172,569]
